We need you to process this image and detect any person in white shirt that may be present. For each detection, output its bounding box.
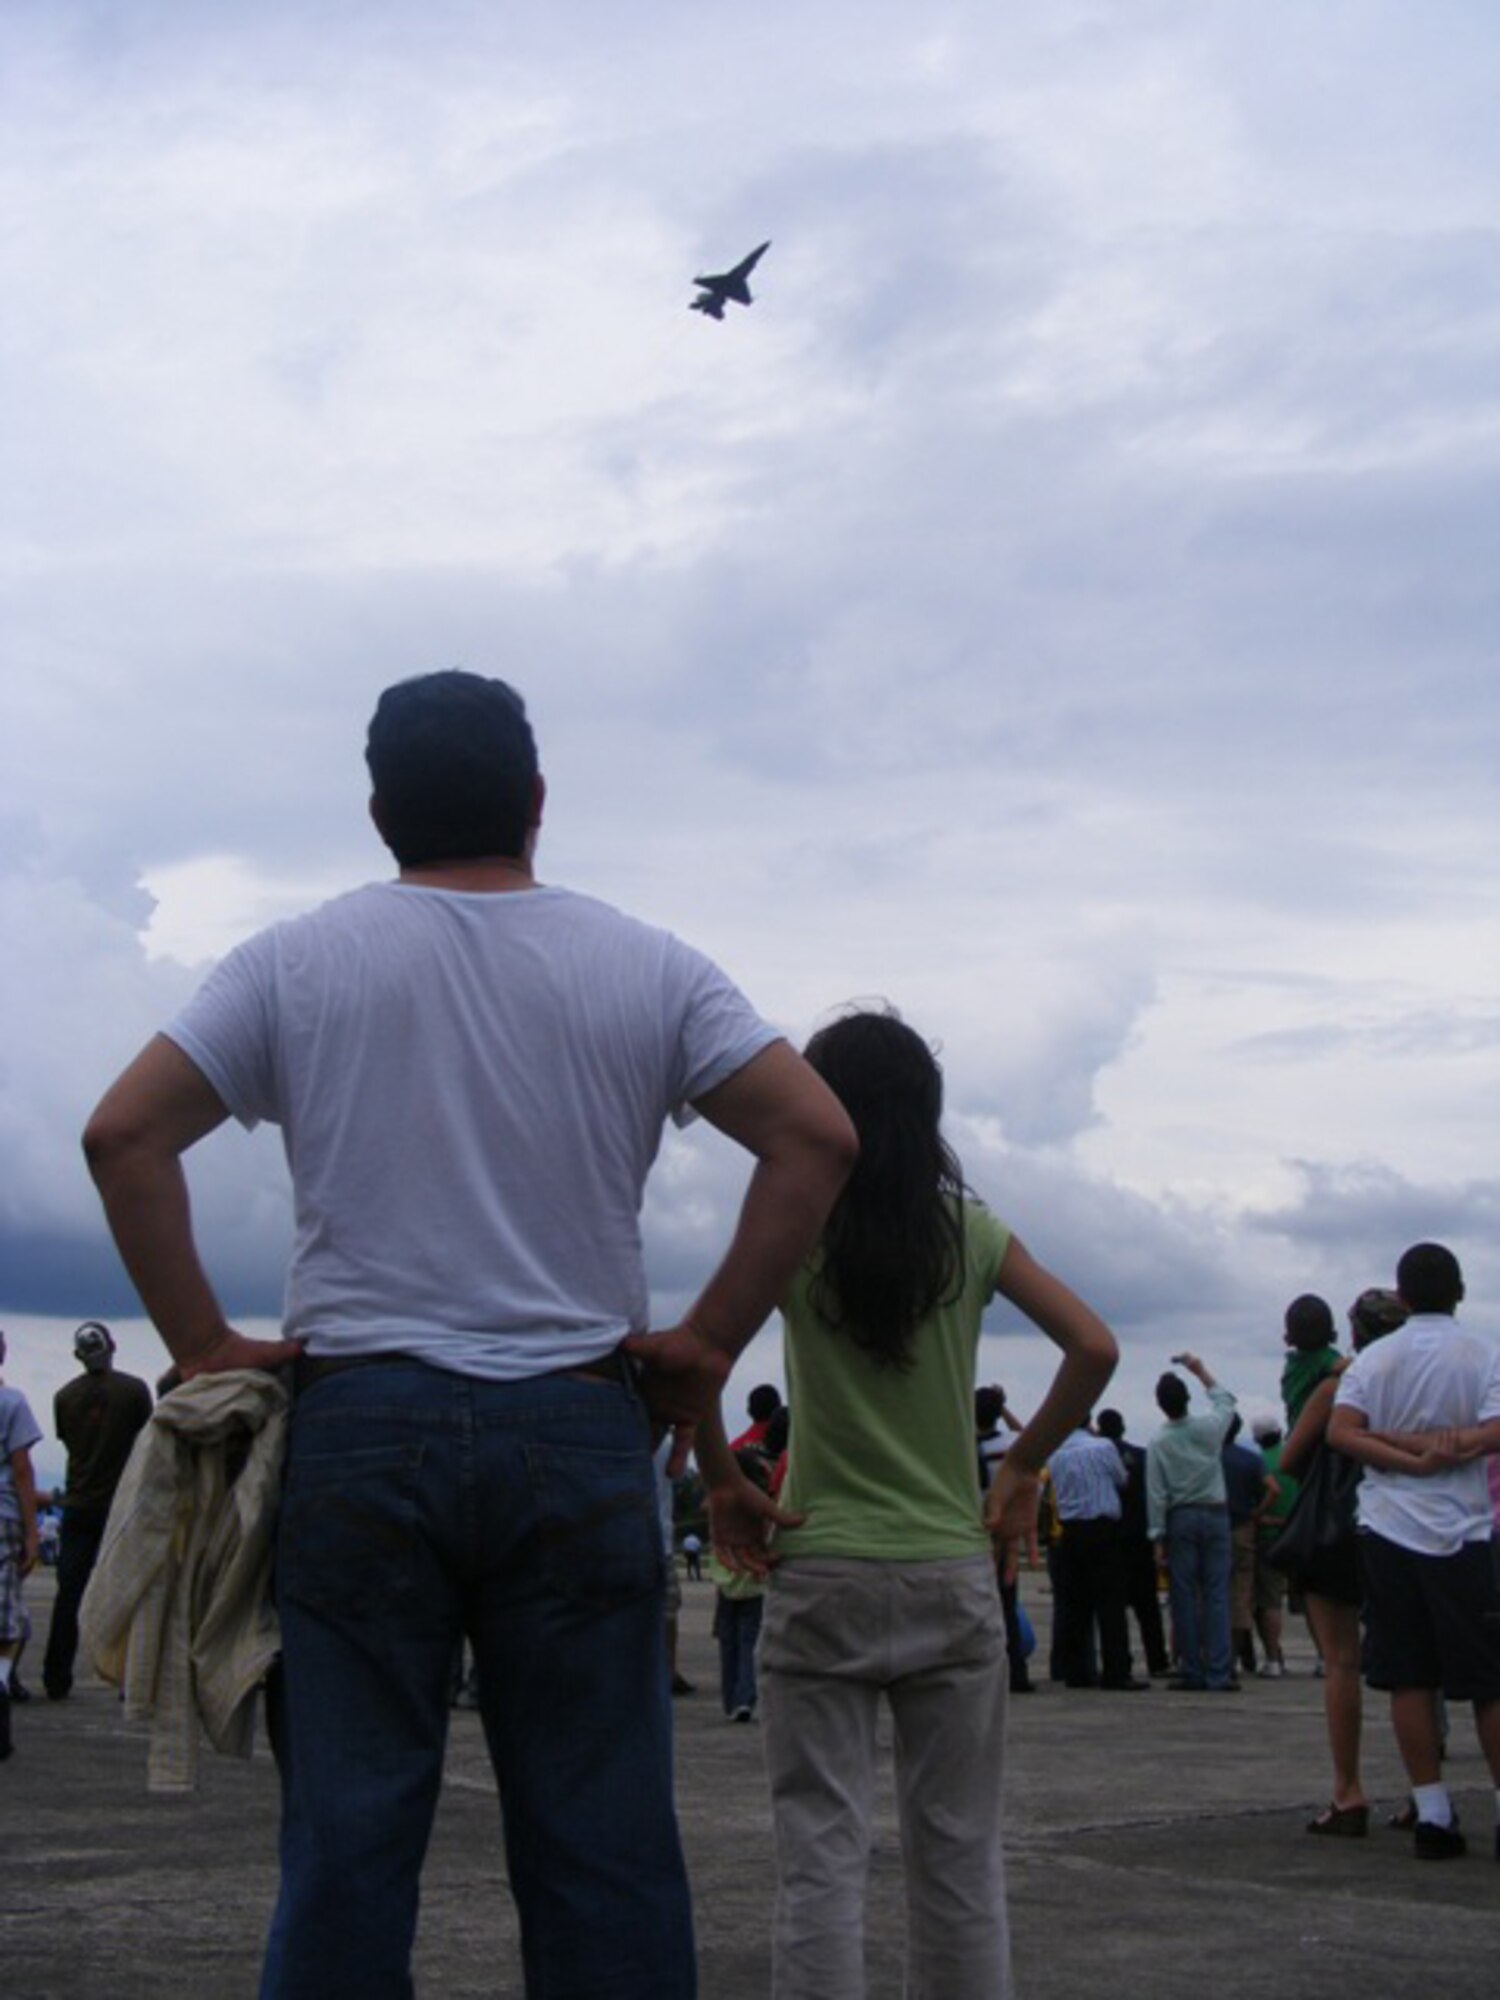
[83,670,857,1997]
[1329,1242,1500,1862]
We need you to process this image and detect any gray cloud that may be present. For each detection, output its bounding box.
[4,2,1499,1419]
[1248,1158,1500,1271]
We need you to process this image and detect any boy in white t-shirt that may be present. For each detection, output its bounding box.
[1329,1242,1500,1861]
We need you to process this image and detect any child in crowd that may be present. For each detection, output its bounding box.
[709,1450,770,1722]
[1280,1294,1342,1426]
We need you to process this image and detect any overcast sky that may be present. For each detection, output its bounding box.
[4,0,1499,1468]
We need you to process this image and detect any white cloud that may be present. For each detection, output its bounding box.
[3,0,1499,1407]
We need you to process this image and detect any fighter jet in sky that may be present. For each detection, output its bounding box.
[689,240,771,320]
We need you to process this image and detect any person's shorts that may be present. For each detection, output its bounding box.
[1358,1530,1500,1699]
[0,1518,26,1643]
[1253,1542,1287,1613]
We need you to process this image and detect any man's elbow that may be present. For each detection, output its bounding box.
[81,1096,149,1190]
[817,1106,860,1192]
[1324,1411,1360,1456]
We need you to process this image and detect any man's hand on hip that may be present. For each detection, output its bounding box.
[177,1326,305,1381]
[621,1323,733,1477]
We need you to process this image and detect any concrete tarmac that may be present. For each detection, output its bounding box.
[4,1568,1494,1997]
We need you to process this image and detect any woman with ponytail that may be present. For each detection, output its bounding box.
[701,1007,1117,1999]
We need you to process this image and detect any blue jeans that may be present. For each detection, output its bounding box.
[1166,1504,1233,1688]
[261,1361,694,2000]
[714,1591,763,1714]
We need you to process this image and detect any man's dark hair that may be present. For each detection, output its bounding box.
[1283,1294,1336,1352]
[1095,1408,1125,1443]
[1395,1242,1464,1316]
[975,1386,1004,1431]
[1155,1372,1189,1420]
[747,1384,783,1423]
[366,670,538,867]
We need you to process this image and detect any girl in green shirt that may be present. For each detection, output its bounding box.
[701,1009,1117,2000]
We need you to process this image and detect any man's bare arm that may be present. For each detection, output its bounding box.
[1326,1403,1450,1476]
[1172,1352,1217,1391]
[10,1448,38,1575]
[1371,1417,1500,1462]
[83,1035,303,1378]
[623,1040,857,1468]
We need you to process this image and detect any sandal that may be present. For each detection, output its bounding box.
[1387,1799,1418,1832]
[1307,1801,1370,1837]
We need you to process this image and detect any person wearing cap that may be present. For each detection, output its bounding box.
[82,669,856,1999]
[1,1329,43,1758]
[42,1321,152,1702]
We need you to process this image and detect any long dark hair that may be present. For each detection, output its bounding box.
[803,1009,968,1370]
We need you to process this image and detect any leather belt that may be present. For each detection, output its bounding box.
[293,1346,635,1393]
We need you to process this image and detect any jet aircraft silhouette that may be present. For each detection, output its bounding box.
[690,240,771,320]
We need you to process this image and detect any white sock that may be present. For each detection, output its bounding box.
[1412,1782,1452,1827]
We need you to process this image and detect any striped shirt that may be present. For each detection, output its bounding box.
[1047,1429,1128,1523]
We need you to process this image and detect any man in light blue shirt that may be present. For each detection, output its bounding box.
[1147,1354,1238,1692]
[1048,1421,1142,1689]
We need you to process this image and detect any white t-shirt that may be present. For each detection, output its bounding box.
[1334,1315,1500,1556]
[167,881,779,1378]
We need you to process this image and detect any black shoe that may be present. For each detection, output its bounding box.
[44,1682,70,1702]
[9,1677,30,1704]
[1413,1819,1466,1860]
[670,1673,696,1697]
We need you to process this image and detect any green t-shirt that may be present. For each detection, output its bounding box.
[707,1551,765,1600]
[775,1199,1012,1562]
[1281,1348,1339,1427]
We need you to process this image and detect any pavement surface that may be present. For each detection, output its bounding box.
[5,1567,1496,1997]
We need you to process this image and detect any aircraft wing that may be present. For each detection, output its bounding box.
[721,240,770,301]
[732,241,771,281]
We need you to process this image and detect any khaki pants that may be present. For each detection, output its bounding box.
[760,1556,1011,2000]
